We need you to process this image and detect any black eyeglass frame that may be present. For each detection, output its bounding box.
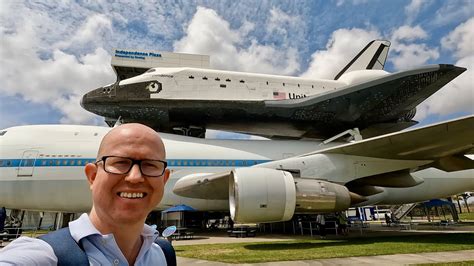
[95,155,168,177]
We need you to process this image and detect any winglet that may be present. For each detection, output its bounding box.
[334,40,391,80]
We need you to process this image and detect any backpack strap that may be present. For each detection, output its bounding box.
[39,227,89,266]
[154,238,176,266]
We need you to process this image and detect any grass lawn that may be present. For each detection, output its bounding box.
[458,212,474,221]
[175,233,474,263]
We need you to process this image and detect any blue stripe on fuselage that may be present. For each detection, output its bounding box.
[0,158,271,168]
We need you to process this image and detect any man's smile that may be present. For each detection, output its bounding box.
[117,192,147,199]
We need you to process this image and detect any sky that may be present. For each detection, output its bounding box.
[0,0,473,138]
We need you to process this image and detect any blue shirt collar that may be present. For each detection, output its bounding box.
[69,213,158,243]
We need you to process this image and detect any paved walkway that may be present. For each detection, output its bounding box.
[177,250,474,265]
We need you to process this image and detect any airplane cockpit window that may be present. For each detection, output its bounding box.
[0,131,7,136]
[145,68,156,73]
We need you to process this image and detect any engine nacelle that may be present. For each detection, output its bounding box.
[229,168,296,223]
[229,168,353,223]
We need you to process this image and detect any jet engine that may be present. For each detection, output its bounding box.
[229,168,354,223]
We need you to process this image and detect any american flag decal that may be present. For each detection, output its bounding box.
[273,92,286,100]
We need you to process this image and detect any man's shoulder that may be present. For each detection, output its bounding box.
[0,236,57,265]
[135,241,169,265]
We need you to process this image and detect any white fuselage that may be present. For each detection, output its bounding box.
[0,125,472,212]
[122,67,388,101]
[0,125,318,212]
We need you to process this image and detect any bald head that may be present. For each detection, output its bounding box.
[97,123,166,160]
[86,123,170,234]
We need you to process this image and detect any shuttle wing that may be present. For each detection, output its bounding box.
[265,64,466,125]
[173,115,474,199]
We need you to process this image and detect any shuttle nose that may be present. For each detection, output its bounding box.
[80,82,118,115]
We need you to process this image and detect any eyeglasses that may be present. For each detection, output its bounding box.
[96,156,167,177]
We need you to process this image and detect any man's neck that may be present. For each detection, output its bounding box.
[88,210,145,264]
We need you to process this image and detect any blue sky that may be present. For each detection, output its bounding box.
[0,0,472,138]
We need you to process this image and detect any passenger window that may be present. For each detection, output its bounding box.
[188,76,194,79]
[202,77,208,80]
[220,84,226,88]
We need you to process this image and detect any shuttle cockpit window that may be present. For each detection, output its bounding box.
[145,68,156,73]
[0,131,7,136]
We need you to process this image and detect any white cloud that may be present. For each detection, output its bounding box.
[389,43,439,70]
[441,18,474,59]
[405,0,430,24]
[432,0,474,26]
[388,25,439,70]
[173,6,300,75]
[336,0,369,7]
[300,28,380,79]
[0,5,116,125]
[392,25,428,42]
[414,18,474,120]
[55,14,112,52]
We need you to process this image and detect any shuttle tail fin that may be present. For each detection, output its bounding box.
[334,40,391,80]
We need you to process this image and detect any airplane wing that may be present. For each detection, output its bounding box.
[307,115,474,161]
[173,115,474,200]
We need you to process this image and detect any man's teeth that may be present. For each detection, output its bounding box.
[119,192,145,199]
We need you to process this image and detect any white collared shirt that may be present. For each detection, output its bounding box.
[0,214,167,266]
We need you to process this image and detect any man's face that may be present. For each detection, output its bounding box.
[85,125,170,226]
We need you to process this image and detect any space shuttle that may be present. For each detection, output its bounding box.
[81,40,466,139]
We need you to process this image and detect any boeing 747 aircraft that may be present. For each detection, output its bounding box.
[0,116,472,223]
[81,40,466,139]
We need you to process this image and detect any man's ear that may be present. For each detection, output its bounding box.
[85,163,98,189]
[162,169,170,184]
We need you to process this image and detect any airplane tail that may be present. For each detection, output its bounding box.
[334,40,391,80]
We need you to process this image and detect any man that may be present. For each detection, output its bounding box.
[0,123,171,265]
[315,214,326,239]
[0,207,6,232]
